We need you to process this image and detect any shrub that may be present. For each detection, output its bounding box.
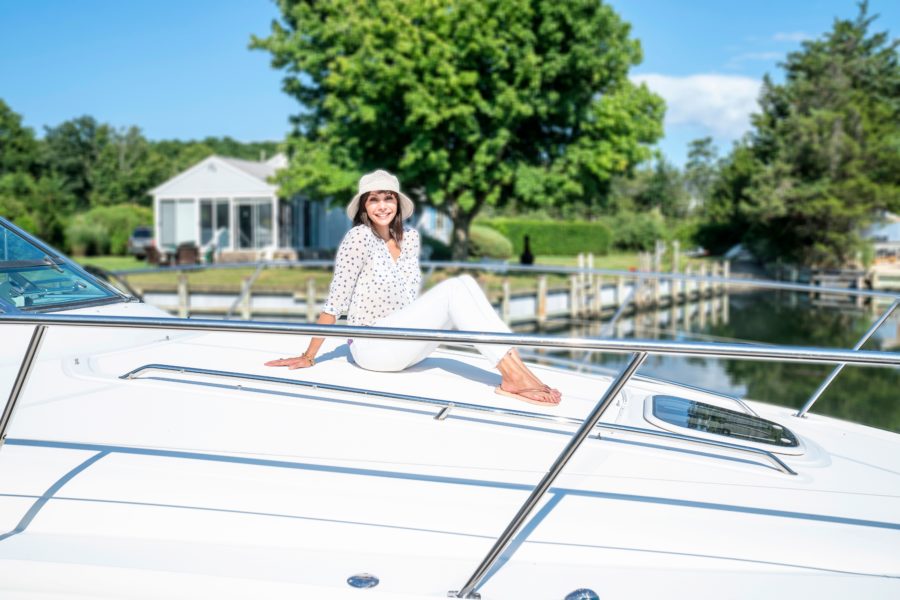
[468,224,513,259]
[65,204,153,256]
[477,218,611,256]
[66,217,108,256]
[605,211,666,251]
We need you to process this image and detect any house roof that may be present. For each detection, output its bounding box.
[149,153,287,197]
[219,156,280,182]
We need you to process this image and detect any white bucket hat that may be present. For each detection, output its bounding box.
[346,169,414,221]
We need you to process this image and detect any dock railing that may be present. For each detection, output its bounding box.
[2,313,900,598]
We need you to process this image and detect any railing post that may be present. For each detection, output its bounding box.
[0,325,47,451]
[796,298,900,418]
[450,351,648,599]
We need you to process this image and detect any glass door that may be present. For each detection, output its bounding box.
[237,204,254,249]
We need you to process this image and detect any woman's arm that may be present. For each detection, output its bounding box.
[264,311,336,369]
[266,227,366,369]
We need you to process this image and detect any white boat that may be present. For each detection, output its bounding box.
[1,216,899,599]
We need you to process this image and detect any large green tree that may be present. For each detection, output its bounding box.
[42,116,111,210]
[253,0,663,258]
[740,2,899,267]
[0,99,41,177]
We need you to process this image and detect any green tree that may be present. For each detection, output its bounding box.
[42,116,110,210]
[742,2,899,267]
[684,137,718,215]
[91,127,169,207]
[0,99,41,177]
[0,171,74,245]
[696,140,756,254]
[253,0,663,258]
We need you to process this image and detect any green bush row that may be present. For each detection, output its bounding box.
[66,204,152,256]
[476,218,612,256]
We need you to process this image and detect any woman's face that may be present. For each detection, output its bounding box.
[364,190,398,229]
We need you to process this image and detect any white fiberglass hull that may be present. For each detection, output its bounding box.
[1,305,899,599]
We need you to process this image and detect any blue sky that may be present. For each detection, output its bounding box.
[1,0,897,166]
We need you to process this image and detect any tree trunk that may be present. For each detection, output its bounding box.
[449,212,472,262]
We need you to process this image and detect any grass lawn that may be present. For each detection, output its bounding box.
[78,256,147,272]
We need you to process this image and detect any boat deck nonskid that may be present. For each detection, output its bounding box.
[1,328,899,598]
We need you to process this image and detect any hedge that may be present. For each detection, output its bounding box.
[477,218,611,256]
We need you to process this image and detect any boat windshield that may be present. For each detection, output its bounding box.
[0,221,120,311]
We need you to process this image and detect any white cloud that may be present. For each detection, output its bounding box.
[773,31,811,42]
[631,73,762,139]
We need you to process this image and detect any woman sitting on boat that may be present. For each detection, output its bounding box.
[265,170,561,406]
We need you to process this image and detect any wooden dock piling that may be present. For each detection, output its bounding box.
[240,277,252,320]
[306,278,317,322]
[177,273,189,318]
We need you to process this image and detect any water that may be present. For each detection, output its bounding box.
[533,290,900,433]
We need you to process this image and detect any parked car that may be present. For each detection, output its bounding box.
[127,226,153,259]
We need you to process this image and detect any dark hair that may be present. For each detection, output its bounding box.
[353,191,404,243]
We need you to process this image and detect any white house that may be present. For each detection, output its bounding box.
[149,153,451,260]
[864,212,900,263]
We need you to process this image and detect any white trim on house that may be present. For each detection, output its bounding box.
[150,156,278,197]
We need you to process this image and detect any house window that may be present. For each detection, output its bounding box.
[159,199,195,248]
[200,198,230,248]
[235,198,274,249]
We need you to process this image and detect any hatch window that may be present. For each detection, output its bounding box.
[651,395,799,448]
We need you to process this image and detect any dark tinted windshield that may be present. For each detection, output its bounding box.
[0,221,120,311]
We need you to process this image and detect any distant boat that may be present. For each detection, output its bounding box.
[1,216,899,599]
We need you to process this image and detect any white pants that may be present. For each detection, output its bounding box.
[350,275,513,372]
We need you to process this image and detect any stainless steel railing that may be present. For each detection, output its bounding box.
[120,363,793,474]
[1,313,899,598]
[106,258,900,417]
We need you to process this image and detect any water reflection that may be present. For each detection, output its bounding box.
[533,291,900,433]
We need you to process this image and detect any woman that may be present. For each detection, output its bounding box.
[265,170,561,406]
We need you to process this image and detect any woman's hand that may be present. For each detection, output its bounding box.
[264,355,315,369]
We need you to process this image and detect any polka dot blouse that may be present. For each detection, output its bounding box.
[321,224,422,326]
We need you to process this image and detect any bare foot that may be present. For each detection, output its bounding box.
[496,349,561,406]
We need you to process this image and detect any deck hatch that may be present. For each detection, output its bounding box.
[651,394,799,448]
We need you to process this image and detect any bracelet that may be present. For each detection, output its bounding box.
[302,353,316,366]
